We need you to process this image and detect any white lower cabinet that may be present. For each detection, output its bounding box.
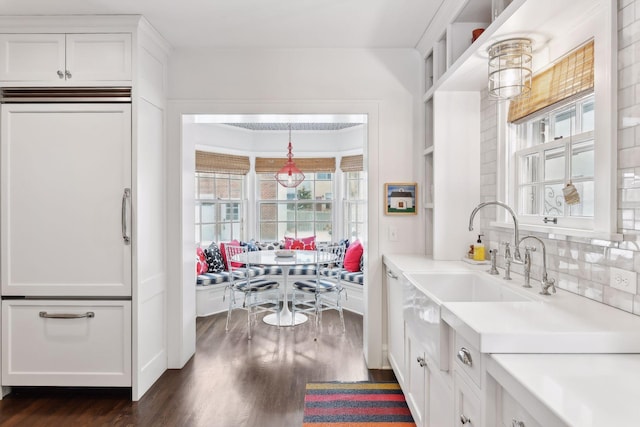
[2,299,131,387]
[405,326,453,427]
[496,387,543,427]
[385,264,405,386]
[454,372,481,427]
[405,327,427,425]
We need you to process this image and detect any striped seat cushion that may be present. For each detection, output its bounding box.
[320,267,343,278]
[231,266,266,278]
[261,265,284,275]
[234,278,279,292]
[288,264,317,275]
[197,271,232,285]
[293,278,340,293]
[340,271,364,285]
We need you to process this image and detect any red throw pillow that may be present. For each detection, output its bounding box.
[284,236,316,250]
[196,257,208,275]
[219,240,241,269]
[196,247,208,275]
[196,247,206,262]
[344,240,363,272]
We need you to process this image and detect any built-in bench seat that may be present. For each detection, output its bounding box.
[196,264,364,316]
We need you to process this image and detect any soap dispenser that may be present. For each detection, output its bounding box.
[473,234,485,261]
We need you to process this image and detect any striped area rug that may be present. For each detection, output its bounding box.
[303,382,416,426]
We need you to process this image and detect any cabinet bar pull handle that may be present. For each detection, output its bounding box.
[457,347,473,366]
[122,188,131,244]
[386,270,398,279]
[460,414,471,424]
[39,311,95,319]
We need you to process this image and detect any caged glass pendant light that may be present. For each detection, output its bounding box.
[274,124,305,188]
[487,38,533,100]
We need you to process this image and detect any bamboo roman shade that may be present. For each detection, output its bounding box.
[340,154,364,172]
[195,151,250,175]
[508,40,594,123]
[255,157,336,173]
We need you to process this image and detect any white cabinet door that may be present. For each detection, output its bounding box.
[385,264,405,386]
[405,328,427,427]
[1,103,132,297]
[66,33,132,82]
[0,33,131,84]
[406,327,454,427]
[2,299,131,387]
[429,366,453,427]
[0,34,66,81]
[454,372,481,427]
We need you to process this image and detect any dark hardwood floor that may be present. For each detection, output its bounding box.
[0,309,394,426]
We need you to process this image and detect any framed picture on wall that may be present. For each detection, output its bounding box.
[384,183,417,215]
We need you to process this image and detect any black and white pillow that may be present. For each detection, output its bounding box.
[204,242,225,273]
[257,241,283,251]
[359,254,364,272]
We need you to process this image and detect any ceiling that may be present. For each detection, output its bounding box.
[0,0,444,49]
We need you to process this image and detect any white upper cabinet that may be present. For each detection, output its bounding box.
[0,33,132,85]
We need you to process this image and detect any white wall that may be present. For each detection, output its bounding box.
[167,48,423,369]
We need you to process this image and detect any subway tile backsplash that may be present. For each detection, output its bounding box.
[478,1,640,315]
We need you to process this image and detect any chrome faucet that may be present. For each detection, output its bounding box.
[488,249,499,275]
[522,246,535,288]
[468,201,522,263]
[502,242,512,280]
[518,235,556,295]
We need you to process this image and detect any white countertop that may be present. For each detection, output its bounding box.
[383,253,640,427]
[384,253,640,354]
[489,353,640,427]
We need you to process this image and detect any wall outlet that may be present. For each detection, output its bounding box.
[609,267,638,294]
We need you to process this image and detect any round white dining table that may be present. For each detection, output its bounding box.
[231,249,336,326]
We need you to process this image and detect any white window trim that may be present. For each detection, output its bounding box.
[255,173,335,242]
[512,98,595,230]
[494,5,618,241]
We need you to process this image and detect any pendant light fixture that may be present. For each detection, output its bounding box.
[274,124,305,188]
[487,38,533,99]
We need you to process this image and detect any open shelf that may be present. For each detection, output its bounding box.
[435,0,601,92]
[425,51,434,92]
[424,98,434,151]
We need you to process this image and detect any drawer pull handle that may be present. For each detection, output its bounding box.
[416,356,427,368]
[511,420,525,427]
[39,311,95,319]
[460,414,471,424]
[457,347,473,366]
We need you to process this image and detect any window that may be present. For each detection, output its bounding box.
[511,94,594,228]
[195,172,244,245]
[257,173,333,242]
[344,171,365,240]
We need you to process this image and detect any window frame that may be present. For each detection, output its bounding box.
[343,170,366,240]
[195,171,245,246]
[511,94,595,230]
[256,172,334,242]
